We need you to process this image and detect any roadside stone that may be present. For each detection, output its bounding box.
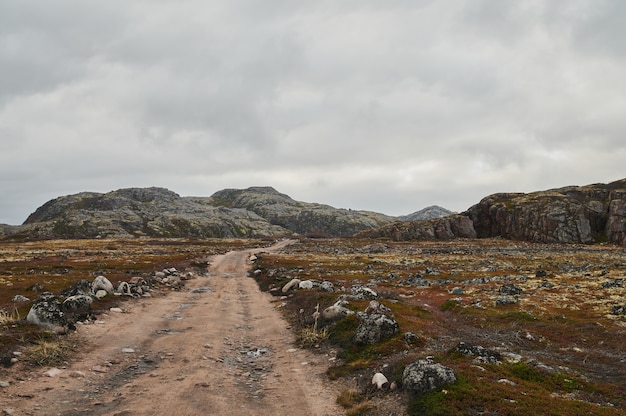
[92,275,114,294]
[94,290,108,299]
[43,368,63,377]
[402,358,457,394]
[26,292,67,328]
[321,302,354,322]
[0,381,10,388]
[281,279,301,293]
[11,295,29,302]
[62,294,93,323]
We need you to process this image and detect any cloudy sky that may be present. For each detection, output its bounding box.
[1,1,624,225]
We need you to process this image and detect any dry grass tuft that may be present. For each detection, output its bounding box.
[22,333,84,367]
[0,308,20,326]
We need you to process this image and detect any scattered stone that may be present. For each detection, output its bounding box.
[609,304,626,315]
[122,348,135,353]
[91,366,109,373]
[321,303,354,322]
[402,358,457,394]
[350,285,378,300]
[110,307,124,313]
[535,270,547,278]
[94,290,109,300]
[353,312,399,345]
[69,371,86,378]
[61,294,93,323]
[454,342,501,364]
[60,279,92,297]
[3,409,15,415]
[281,279,301,293]
[364,300,393,315]
[450,287,464,295]
[499,284,522,296]
[404,332,420,345]
[498,378,517,386]
[44,368,63,378]
[371,372,389,389]
[11,295,29,302]
[319,281,335,292]
[0,381,10,388]
[602,279,624,289]
[298,280,314,290]
[538,281,554,289]
[495,295,518,306]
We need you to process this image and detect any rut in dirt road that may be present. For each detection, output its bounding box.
[1,240,341,416]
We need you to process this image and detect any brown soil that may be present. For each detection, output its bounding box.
[1,240,342,415]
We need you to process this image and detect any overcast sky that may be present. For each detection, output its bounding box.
[1,1,625,225]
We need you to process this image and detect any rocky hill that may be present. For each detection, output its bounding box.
[399,205,455,221]
[363,179,626,246]
[5,186,403,240]
[209,186,395,237]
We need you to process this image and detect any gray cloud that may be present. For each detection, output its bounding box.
[1,0,624,224]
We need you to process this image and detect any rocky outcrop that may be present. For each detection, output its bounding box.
[363,179,626,246]
[465,179,626,245]
[358,214,477,241]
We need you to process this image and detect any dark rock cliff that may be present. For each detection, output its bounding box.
[465,179,626,245]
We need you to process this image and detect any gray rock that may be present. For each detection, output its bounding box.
[282,278,301,293]
[92,276,114,294]
[319,281,335,292]
[610,304,626,315]
[499,284,522,296]
[353,312,399,345]
[404,332,420,345]
[450,287,464,295]
[495,295,518,306]
[12,295,29,302]
[298,280,314,290]
[321,303,354,321]
[94,290,108,299]
[402,358,457,394]
[454,342,501,364]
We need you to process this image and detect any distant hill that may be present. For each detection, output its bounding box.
[399,205,455,222]
[361,179,626,246]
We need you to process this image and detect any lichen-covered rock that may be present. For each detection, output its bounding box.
[350,285,378,300]
[62,295,93,323]
[353,312,399,345]
[60,279,92,297]
[26,292,66,328]
[402,358,457,394]
[359,214,476,241]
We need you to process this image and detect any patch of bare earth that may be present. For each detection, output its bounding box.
[0,240,341,416]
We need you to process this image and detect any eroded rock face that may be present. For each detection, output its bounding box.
[353,312,399,345]
[360,214,477,241]
[466,179,626,245]
[402,358,457,394]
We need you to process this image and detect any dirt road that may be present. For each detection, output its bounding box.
[1,240,342,415]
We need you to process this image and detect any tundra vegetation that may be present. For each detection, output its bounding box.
[253,238,625,415]
[0,237,624,415]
